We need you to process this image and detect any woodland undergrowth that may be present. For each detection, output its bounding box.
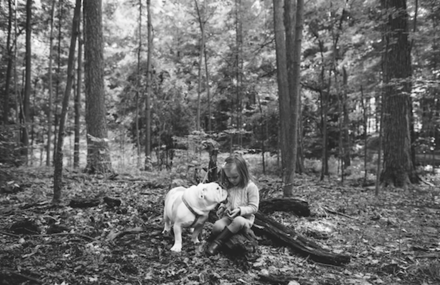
[0,165,440,285]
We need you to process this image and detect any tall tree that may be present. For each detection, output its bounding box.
[380,0,418,187]
[285,0,304,195]
[22,0,32,164]
[195,0,205,131]
[2,0,14,125]
[136,0,143,167]
[273,0,304,196]
[46,0,56,166]
[144,0,152,170]
[273,0,291,193]
[74,9,82,169]
[83,0,113,174]
[53,0,65,162]
[53,0,81,204]
[235,0,243,146]
[273,0,293,193]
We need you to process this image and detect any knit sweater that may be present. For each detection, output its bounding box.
[223,181,259,225]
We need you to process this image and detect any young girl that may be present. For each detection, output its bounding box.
[206,153,259,255]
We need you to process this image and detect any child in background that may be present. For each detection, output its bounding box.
[206,153,259,255]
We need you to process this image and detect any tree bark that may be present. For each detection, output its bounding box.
[195,0,204,131]
[83,0,113,174]
[74,13,82,169]
[195,0,212,133]
[235,0,243,146]
[273,0,292,194]
[46,0,56,166]
[22,0,32,164]
[53,0,65,163]
[136,0,143,168]
[2,0,13,125]
[53,0,81,204]
[284,0,304,195]
[259,198,310,217]
[380,0,418,187]
[144,0,152,170]
[221,211,350,266]
[252,212,350,266]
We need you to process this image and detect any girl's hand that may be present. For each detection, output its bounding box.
[216,205,226,217]
[226,208,241,219]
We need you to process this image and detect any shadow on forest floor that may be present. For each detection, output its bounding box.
[0,166,440,285]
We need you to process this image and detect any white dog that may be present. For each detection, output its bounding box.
[163,182,228,252]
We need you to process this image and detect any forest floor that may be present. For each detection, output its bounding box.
[0,166,440,285]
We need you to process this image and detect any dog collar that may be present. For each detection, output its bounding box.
[182,196,203,228]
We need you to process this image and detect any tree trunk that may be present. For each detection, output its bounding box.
[273,0,292,195]
[74,14,82,169]
[195,0,204,132]
[342,67,351,168]
[380,0,418,187]
[204,21,212,133]
[360,85,369,185]
[196,28,203,131]
[22,0,32,164]
[284,0,304,195]
[83,0,113,174]
[46,0,56,166]
[136,0,143,168]
[320,64,330,180]
[54,0,65,163]
[53,0,81,204]
[235,0,243,146]
[195,0,212,133]
[3,0,13,125]
[144,0,152,170]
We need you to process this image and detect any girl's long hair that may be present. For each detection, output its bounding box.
[219,153,250,189]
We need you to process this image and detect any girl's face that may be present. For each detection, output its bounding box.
[224,164,241,186]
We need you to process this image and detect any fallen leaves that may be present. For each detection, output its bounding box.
[1,167,440,284]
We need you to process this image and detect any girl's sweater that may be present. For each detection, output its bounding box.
[225,181,259,225]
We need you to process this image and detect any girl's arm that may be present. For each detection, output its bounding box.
[238,183,259,216]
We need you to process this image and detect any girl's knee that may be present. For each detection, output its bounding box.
[212,218,229,234]
[232,216,248,226]
[229,216,250,233]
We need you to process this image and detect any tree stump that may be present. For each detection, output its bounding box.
[202,139,220,183]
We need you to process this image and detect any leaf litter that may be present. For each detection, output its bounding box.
[0,167,439,284]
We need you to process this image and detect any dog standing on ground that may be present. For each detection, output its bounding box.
[163,182,228,252]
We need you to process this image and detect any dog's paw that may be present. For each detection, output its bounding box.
[170,244,182,252]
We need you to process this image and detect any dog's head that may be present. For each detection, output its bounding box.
[197,182,228,207]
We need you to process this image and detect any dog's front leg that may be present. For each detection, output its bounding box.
[191,224,203,244]
[170,223,183,252]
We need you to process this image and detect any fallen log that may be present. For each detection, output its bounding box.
[259,198,310,217]
[253,211,350,265]
[220,211,350,266]
[69,197,100,208]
